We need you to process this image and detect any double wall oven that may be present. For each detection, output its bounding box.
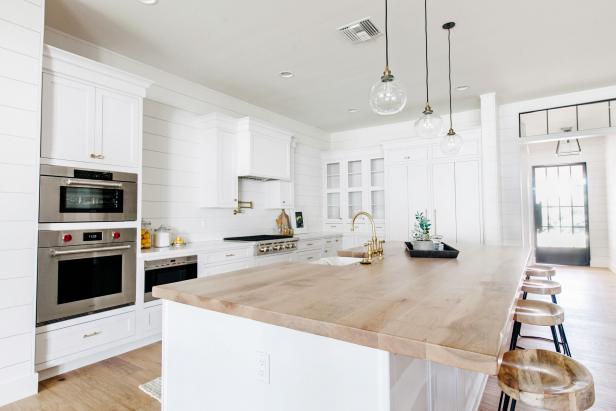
[37,228,137,325]
[37,165,140,326]
[39,165,137,223]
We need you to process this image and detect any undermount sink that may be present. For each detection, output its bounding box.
[311,256,363,266]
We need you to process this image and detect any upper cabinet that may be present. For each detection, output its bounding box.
[236,118,293,181]
[41,46,151,170]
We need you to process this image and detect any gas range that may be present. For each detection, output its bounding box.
[223,235,298,256]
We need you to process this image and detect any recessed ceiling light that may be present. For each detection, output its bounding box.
[456,85,470,92]
[348,108,360,113]
[279,71,294,79]
[137,0,158,5]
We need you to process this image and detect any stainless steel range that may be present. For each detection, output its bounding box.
[223,235,298,256]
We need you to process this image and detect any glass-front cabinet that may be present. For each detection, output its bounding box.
[326,162,341,219]
[370,158,385,219]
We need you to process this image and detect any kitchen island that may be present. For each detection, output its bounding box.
[153,242,529,411]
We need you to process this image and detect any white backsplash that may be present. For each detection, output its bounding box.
[142,99,323,242]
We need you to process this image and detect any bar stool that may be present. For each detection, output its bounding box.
[511,299,571,357]
[498,349,594,411]
[525,264,556,280]
[521,278,561,304]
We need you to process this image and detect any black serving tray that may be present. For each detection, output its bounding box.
[404,242,459,258]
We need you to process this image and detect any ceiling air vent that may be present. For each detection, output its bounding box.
[338,18,381,43]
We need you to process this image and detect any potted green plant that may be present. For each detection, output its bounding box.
[411,212,434,250]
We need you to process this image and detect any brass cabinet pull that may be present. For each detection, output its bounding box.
[83,331,101,339]
[225,253,235,257]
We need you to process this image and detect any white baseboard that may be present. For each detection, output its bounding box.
[37,333,160,381]
[0,372,38,407]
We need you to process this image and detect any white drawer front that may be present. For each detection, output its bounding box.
[206,248,252,264]
[324,223,344,232]
[321,247,336,257]
[36,311,135,365]
[204,259,253,276]
[294,250,322,262]
[297,239,323,251]
[144,305,162,335]
[388,147,429,163]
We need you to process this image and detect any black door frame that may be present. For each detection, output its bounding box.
[531,162,591,266]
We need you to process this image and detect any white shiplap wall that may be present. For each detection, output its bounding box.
[0,0,44,406]
[142,100,323,241]
[606,136,616,272]
[498,85,616,249]
[526,137,610,267]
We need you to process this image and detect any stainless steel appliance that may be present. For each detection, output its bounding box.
[39,165,138,223]
[144,255,198,302]
[223,235,298,256]
[37,228,137,325]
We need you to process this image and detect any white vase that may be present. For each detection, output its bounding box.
[412,240,434,251]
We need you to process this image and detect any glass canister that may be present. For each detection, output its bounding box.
[141,220,153,249]
[154,225,172,248]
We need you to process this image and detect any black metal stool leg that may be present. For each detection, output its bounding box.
[502,393,511,411]
[498,391,504,410]
[509,321,521,350]
[522,291,528,300]
[510,399,517,411]
[558,324,572,357]
[550,326,561,353]
[551,294,558,304]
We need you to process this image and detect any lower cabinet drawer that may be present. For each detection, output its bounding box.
[297,239,323,251]
[207,248,252,264]
[294,250,322,262]
[141,305,162,335]
[321,247,336,257]
[35,311,136,365]
[204,259,253,276]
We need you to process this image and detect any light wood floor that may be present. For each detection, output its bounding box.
[479,265,616,411]
[2,266,614,410]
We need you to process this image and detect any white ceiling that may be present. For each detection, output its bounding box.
[45,0,616,132]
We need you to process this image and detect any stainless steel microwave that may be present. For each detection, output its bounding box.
[39,165,137,223]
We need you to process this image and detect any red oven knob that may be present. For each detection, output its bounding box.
[112,232,121,240]
[62,234,72,242]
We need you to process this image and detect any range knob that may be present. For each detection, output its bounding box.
[62,234,73,242]
[112,231,121,240]
[259,247,268,253]
[274,245,281,251]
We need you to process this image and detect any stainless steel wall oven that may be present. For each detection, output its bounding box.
[37,228,136,325]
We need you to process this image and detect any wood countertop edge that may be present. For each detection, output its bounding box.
[154,286,502,375]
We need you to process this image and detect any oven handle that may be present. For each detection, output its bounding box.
[50,244,132,257]
[65,178,123,189]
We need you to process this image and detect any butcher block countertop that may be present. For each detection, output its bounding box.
[153,242,530,375]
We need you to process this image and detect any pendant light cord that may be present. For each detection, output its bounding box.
[424,0,429,103]
[385,0,389,68]
[447,27,453,130]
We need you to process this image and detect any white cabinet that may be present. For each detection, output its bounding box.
[264,180,294,209]
[237,117,292,181]
[432,163,457,241]
[198,113,239,208]
[41,74,95,163]
[41,47,149,169]
[384,136,483,244]
[95,88,140,167]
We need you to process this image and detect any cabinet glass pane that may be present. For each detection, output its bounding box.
[348,191,362,218]
[371,190,384,219]
[548,106,577,134]
[327,163,340,189]
[348,160,362,188]
[578,101,609,130]
[371,158,384,187]
[611,101,616,127]
[327,193,340,219]
[520,111,547,137]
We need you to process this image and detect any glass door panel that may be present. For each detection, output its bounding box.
[348,191,362,218]
[326,163,340,190]
[370,158,384,187]
[371,190,385,219]
[327,193,340,219]
[533,163,590,265]
[347,160,362,189]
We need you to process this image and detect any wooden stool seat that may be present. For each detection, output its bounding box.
[525,264,556,278]
[498,349,595,410]
[522,279,562,296]
[514,299,564,326]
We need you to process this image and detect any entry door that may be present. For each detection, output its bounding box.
[532,163,590,266]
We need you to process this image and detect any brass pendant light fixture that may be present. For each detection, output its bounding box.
[440,22,463,155]
[369,0,407,115]
[414,0,443,138]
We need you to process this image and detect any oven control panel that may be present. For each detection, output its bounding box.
[38,228,136,247]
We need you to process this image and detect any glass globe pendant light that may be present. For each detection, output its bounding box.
[369,0,407,115]
[440,22,463,155]
[414,0,443,138]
